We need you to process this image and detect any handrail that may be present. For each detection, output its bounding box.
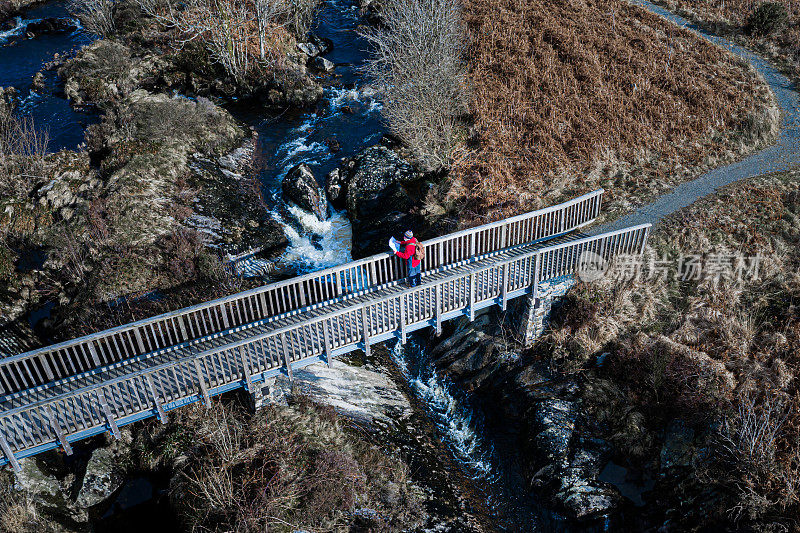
[0,189,604,395]
[0,222,649,467]
[0,222,649,420]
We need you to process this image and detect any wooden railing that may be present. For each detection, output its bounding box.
[0,190,604,396]
[0,222,649,469]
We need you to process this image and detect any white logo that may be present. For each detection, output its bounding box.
[577,251,607,282]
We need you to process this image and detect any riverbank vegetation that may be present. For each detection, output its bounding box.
[69,0,322,95]
[0,396,422,532]
[541,169,800,529]
[167,398,423,531]
[362,0,468,172]
[446,0,778,223]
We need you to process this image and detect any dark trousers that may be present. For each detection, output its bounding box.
[408,273,421,287]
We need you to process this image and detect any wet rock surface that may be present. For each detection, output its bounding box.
[256,359,412,429]
[426,312,624,523]
[328,142,430,258]
[282,162,329,220]
[25,16,76,37]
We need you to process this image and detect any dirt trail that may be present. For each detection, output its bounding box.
[594,0,800,233]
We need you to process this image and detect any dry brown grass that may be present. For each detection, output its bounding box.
[654,0,800,82]
[0,472,61,533]
[449,0,777,223]
[540,169,800,528]
[169,398,422,533]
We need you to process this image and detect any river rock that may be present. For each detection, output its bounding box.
[31,71,46,92]
[325,168,347,205]
[297,41,320,57]
[310,33,333,54]
[282,163,328,220]
[532,398,577,463]
[327,143,427,258]
[75,432,132,508]
[26,17,77,37]
[343,146,417,217]
[255,359,411,428]
[660,419,695,470]
[13,430,132,525]
[554,477,623,521]
[0,86,19,113]
[310,55,335,72]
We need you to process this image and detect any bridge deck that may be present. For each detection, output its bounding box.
[0,222,650,468]
[0,232,584,412]
[0,190,605,396]
[0,189,654,469]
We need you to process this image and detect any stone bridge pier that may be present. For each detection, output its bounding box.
[515,275,576,347]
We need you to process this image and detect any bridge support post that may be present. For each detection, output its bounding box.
[246,375,291,411]
[361,306,370,357]
[0,433,20,472]
[516,275,576,347]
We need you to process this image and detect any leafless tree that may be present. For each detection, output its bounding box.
[69,0,117,37]
[0,108,49,197]
[134,0,319,81]
[361,0,468,171]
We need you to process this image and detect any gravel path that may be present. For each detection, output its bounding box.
[593,0,800,234]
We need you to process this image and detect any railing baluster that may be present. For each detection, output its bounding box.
[97,389,120,440]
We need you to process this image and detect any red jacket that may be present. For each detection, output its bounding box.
[396,238,421,268]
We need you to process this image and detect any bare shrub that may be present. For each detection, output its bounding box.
[0,108,49,197]
[69,0,117,37]
[135,0,315,81]
[174,400,420,532]
[718,389,800,523]
[361,0,468,171]
[49,225,90,285]
[747,1,789,35]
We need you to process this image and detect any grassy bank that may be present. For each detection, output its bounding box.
[541,169,800,529]
[652,0,799,85]
[448,0,778,223]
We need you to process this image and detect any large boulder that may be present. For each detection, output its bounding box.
[328,144,424,258]
[342,145,418,219]
[13,430,132,525]
[309,33,333,54]
[309,56,335,72]
[26,17,77,37]
[74,436,132,508]
[554,477,623,521]
[282,163,328,220]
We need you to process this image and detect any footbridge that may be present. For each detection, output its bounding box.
[0,189,650,469]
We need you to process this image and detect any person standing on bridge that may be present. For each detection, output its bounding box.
[395,230,424,287]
